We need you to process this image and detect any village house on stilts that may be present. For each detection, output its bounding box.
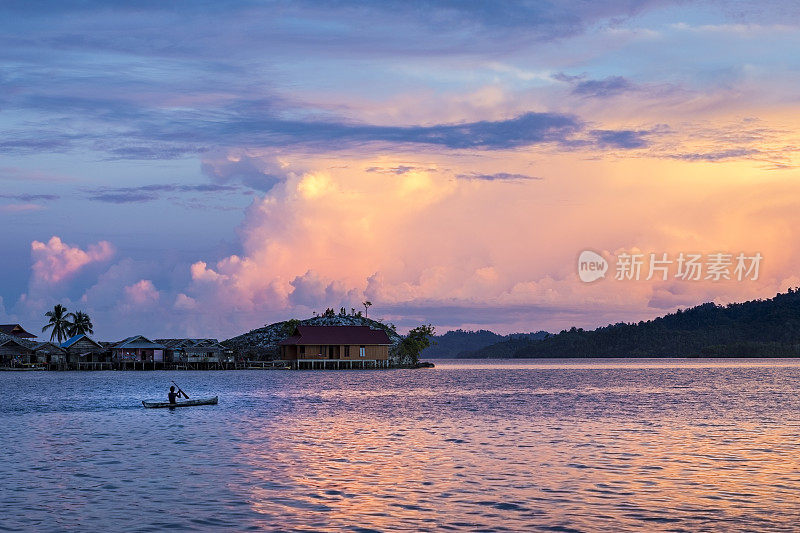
[278,325,392,369]
[61,334,112,370]
[0,324,67,369]
[111,335,166,370]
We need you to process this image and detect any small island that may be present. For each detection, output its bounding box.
[225,310,435,369]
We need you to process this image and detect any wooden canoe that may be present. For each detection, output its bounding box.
[142,396,218,408]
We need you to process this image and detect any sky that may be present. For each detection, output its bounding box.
[2,0,800,340]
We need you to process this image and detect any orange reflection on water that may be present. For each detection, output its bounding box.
[230,406,800,530]
[235,415,450,530]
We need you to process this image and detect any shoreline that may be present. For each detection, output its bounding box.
[0,360,436,372]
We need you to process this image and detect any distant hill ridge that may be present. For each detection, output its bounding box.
[421,329,549,358]
[467,289,800,358]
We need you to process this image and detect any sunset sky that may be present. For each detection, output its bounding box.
[2,1,800,340]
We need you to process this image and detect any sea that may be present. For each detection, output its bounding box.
[2,359,800,532]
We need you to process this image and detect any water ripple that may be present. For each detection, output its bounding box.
[2,359,800,530]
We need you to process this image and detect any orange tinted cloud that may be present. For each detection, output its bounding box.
[30,236,114,285]
[179,139,800,334]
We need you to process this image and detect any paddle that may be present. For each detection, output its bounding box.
[171,380,190,399]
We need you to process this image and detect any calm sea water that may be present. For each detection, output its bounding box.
[3,359,800,532]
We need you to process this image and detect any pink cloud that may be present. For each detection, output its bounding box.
[31,236,115,285]
[124,280,160,306]
[174,293,198,310]
[176,146,800,335]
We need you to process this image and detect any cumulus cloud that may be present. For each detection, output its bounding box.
[124,280,160,306]
[164,148,800,336]
[174,293,198,310]
[8,146,800,340]
[173,163,565,327]
[201,152,297,191]
[30,236,114,284]
[289,271,354,308]
[181,165,459,326]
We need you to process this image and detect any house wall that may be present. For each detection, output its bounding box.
[71,338,101,353]
[343,344,388,360]
[0,344,32,365]
[298,344,324,358]
[283,344,389,360]
[113,348,157,361]
[164,347,222,363]
[186,349,220,362]
[66,338,107,362]
[44,350,67,364]
[281,345,298,359]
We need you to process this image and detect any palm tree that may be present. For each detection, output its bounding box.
[68,311,94,337]
[42,304,72,344]
[363,300,372,318]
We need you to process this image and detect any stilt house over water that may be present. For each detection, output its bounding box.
[0,333,66,368]
[156,338,228,364]
[61,334,111,369]
[278,325,392,369]
[111,335,166,363]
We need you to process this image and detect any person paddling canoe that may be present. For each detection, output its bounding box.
[168,385,188,404]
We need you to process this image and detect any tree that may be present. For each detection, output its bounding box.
[283,318,301,336]
[67,311,94,336]
[42,304,71,344]
[395,324,436,365]
[363,300,372,318]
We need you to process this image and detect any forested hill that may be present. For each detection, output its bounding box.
[468,289,800,358]
[421,329,549,357]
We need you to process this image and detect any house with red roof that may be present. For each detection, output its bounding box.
[278,325,391,368]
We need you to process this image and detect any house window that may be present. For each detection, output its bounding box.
[299,346,305,356]
[359,346,365,358]
[344,346,350,357]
